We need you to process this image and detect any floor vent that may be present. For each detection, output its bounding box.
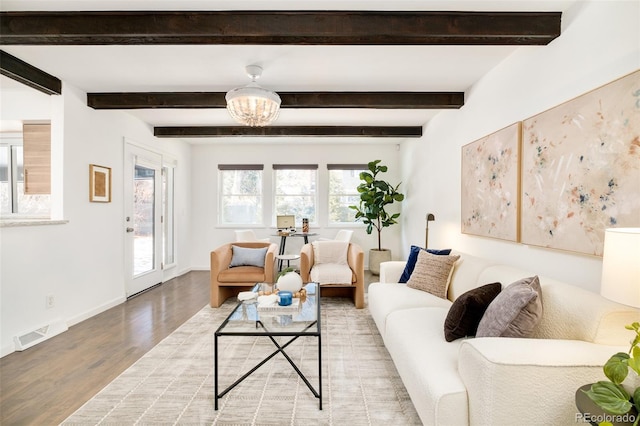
[14,319,68,351]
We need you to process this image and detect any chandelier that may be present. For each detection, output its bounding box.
[225,65,281,127]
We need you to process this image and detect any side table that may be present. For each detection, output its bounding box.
[276,254,300,271]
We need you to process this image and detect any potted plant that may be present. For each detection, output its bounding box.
[583,322,640,425]
[350,160,404,275]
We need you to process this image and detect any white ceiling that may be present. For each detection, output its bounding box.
[0,0,578,144]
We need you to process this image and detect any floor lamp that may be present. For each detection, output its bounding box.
[600,228,640,309]
[425,213,435,248]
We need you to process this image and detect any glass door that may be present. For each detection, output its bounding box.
[124,143,163,297]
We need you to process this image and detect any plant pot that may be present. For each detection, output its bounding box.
[277,271,303,293]
[369,249,392,275]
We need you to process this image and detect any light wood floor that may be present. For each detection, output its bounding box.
[0,269,378,425]
[0,271,210,425]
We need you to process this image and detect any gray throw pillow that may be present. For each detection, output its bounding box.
[229,245,268,268]
[476,276,543,338]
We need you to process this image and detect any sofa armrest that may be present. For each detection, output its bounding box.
[458,338,626,425]
[379,261,406,283]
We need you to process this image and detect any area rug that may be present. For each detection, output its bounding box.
[61,297,421,425]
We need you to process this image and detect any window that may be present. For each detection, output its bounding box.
[218,165,263,225]
[273,164,318,225]
[0,124,51,218]
[328,164,367,224]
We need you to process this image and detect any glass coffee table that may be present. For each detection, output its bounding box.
[214,282,322,410]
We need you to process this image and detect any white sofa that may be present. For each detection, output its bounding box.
[368,251,640,426]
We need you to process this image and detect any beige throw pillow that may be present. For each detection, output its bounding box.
[406,251,460,298]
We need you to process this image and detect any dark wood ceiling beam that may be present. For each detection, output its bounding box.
[154,126,423,138]
[87,92,464,109]
[0,11,561,46]
[0,50,61,95]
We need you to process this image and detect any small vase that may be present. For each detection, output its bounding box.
[277,271,303,293]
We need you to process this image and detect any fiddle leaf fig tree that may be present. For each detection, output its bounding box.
[349,160,404,251]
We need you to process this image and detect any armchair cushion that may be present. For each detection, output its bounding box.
[229,245,268,268]
[311,241,349,265]
[310,263,353,285]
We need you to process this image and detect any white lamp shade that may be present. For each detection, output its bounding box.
[600,228,640,308]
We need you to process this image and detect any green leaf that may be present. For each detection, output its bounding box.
[604,353,630,384]
[583,381,632,415]
[629,350,640,375]
[634,387,640,412]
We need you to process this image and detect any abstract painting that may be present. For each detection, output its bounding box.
[461,122,521,242]
[521,70,640,256]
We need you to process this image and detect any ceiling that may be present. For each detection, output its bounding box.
[0,0,578,144]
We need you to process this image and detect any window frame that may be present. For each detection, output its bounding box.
[327,164,368,225]
[217,164,264,226]
[0,130,51,219]
[273,164,319,227]
[162,161,177,269]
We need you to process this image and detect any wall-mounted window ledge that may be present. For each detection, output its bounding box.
[0,219,69,228]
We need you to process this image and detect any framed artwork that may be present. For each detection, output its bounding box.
[521,70,640,256]
[461,122,521,242]
[89,164,112,203]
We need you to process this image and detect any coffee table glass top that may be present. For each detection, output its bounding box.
[216,282,319,335]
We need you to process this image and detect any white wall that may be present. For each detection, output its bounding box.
[189,142,403,269]
[401,0,640,293]
[0,82,192,356]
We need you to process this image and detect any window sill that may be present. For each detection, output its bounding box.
[0,219,69,228]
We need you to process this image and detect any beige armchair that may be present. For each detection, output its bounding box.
[210,242,277,307]
[300,242,365,309]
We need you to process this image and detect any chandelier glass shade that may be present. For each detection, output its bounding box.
[225,65,281,127]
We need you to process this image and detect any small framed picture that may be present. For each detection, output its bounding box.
[89,164,111,203]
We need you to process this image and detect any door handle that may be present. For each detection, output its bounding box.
[126,227,134,233]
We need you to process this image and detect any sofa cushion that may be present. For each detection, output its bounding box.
[229,245,268,268]
[399,246,452,283]
[368,282,452,339]
[407,251,460,298]
[444,282,502,342]
[384,307,469,425]
[476,276,543,338]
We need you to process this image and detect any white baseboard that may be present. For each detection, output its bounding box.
[1,296,126,358]
[1,343,15,358]
[190,266,210,271]
[66,295,126,328]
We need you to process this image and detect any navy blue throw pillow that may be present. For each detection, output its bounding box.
[398,245,452,283]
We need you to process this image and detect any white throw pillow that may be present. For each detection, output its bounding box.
[312,241,349,265]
